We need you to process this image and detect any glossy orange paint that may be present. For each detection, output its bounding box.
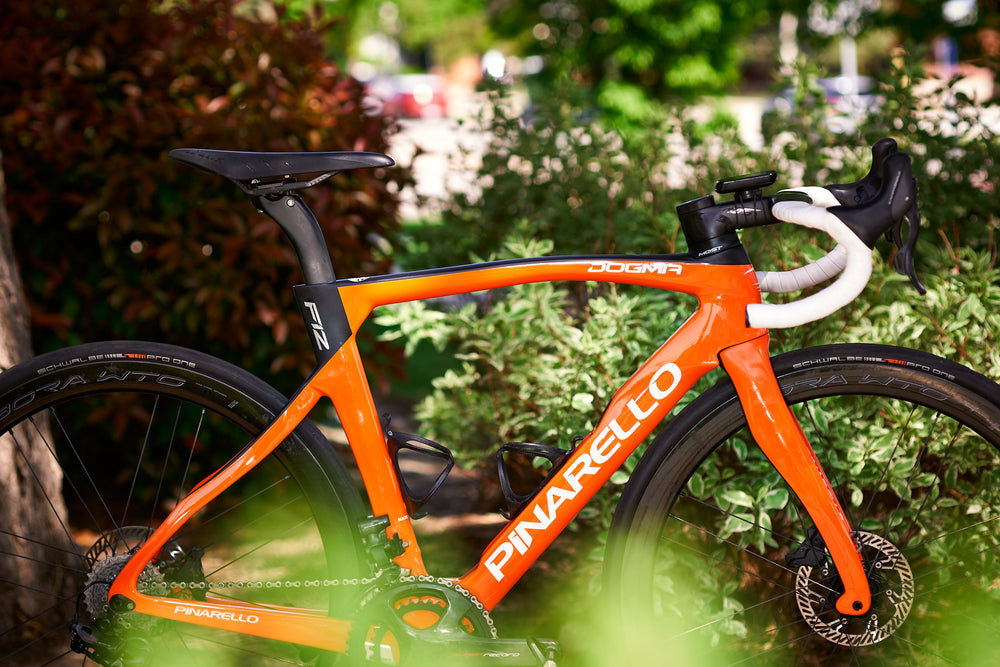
[720,338,870,615]
[320,337,426,573]
[106,254,871,653]
[337,258,704,330]
[445,259,770,608]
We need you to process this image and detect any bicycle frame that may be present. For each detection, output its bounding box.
[109,251,871,653]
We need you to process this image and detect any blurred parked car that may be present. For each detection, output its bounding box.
[762,75,881,137]
[367,74,448,119]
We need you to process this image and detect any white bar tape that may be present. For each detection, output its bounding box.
[746,199,873,329]
[754,186,847,293]
[756,245,848,293]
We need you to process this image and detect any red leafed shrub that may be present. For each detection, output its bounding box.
[0,0,410,388]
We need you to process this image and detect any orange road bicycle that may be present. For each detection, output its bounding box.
[3,137,1000,666]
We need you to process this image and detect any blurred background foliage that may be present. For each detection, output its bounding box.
[0,0,411,391]
[0,0,999,653]
[379,52,1000,511]
[374,67,1000,635]
[1,0,997,387]
[1,0,998,531]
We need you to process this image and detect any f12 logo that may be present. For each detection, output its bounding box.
[303,301,330,351]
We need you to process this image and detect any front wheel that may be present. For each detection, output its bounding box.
[605,344,1000,665]
[0,342,366,666]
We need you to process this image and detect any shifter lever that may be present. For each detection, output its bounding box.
[891,205,926,294]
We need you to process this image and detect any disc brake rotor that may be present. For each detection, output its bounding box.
[794,530,914,647]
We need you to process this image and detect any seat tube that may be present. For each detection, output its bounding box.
[720,335,871,616]
[290,283,428,574]
[293,283,353,366]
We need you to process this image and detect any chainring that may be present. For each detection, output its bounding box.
[351,578,496,665]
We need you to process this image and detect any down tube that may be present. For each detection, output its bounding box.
[458,302,752,610]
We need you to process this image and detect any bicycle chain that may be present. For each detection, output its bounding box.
[146,575,380,593]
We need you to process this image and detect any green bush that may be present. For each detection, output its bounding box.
[396,87,686,268]
[376,236,695,469]
[381,50,999,509]
[0,0,410,388]
[378,57,1000,656]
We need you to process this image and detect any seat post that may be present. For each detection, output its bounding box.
[254,193,336,285]
[256,192,352,364]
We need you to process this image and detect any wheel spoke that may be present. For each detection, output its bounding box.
[47,407,125,544]
[609,349,1000,665]
[0,344,361,665]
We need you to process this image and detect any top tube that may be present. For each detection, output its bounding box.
[334,247,757,333]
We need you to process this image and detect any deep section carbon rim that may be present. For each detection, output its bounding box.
[0,342,362,666]
[607,345,1000,666]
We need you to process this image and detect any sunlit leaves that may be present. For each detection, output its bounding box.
[1,0,410,386]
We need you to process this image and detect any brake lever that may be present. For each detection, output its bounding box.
[890,204,926,295]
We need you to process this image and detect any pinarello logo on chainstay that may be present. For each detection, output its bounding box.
[172,603,260,624]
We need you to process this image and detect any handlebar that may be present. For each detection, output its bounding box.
[677,138,925,330]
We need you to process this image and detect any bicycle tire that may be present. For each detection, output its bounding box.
[0,341,367,666]
[605,343,1000,666]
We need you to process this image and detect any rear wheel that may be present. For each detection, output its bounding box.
[606,344,1000,665]
[0,342,366,665]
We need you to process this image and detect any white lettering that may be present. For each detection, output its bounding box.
[627,392,656,420]
[311,323,330,350]
[649,363,682,400]
[587,261,684,276]
[591,427,622,463]
[485,543,514,581]
[562,454,600,493]
[514,503,556,548]
[543,485,575,515]
[483,359,686,581]
[304,301,331,351]
[304,301,321,321]
[172,604,260,624]
[608,418,638,442]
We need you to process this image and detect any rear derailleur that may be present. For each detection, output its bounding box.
[70,527,207,665]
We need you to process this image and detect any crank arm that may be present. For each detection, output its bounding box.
[385,636,559,666]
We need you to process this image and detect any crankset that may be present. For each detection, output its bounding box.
[351,578,560,666]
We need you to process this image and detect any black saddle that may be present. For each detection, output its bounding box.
[168,148,394,195]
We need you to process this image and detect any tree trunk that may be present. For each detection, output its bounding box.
[0,149,72,650]
[0,156,33,366]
